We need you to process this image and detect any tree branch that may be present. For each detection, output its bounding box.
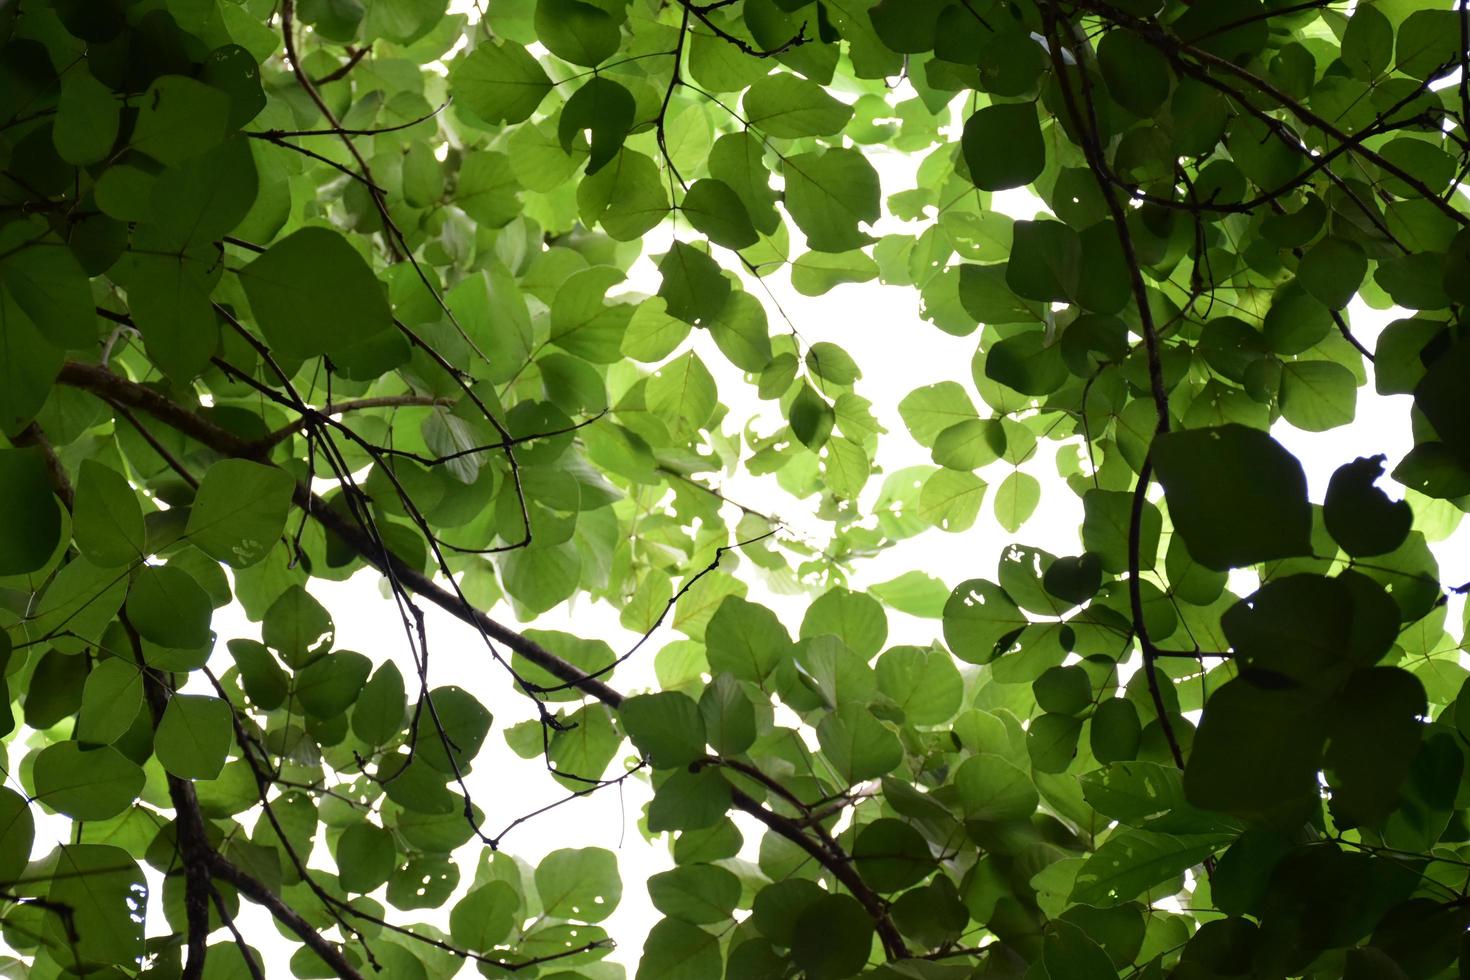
[1042,7,1186,772]
[311,44,371,85]
[56,360,909,960]
[119,616,213,980]
[258,394,454,447]
[207,856,366,980]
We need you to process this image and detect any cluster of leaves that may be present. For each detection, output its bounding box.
[3,0,1470,977]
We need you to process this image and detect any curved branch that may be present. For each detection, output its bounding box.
[312,44,371,85]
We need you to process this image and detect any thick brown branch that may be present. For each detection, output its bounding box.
[729,784,908,960]
[120,616,212,980]
[207,856,365,980]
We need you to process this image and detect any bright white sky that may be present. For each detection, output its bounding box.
[10,26,1470,978]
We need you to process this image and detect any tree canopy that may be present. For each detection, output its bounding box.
[3,0,1470,977]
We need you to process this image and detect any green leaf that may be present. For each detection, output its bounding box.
[706,596,792,685]
[870,0,949,52]
[657,243,731,326]
[1035,665,1092,716]
[148,135,259,249]
[1152,424,1312,571]
[33,742,145,820]
[452,38,554,124]
[0,448,62,576]
[791,894,875,980]
[130,75,231,165]
[1324,455,1413,558]
[1090,699,1143,764]
[47,845,146,968]
[1008,220,1080,303]
[853,818,934,892]
[918,468,986,533]
[185,459,295,568]
[824,435,871,499]
[338,823,399,895]
[1324,667,1425,826]
[362,0,447,43]
[549,703,621,791]
[353,661,407,746]
[648,766,731,831]
[580,149,671,240]
[1396,9,1459,80]
[1044,920,1120,980]
[0,226,98,348]
[876,645,962,725]
[698,673,757,756]
[955,754,1038,821]
[648,864,741,924]
[0,291,62,433]
[869,571,949,620]
[743,72,854,138]
[647,350,719,432]
[54,66,121,165]
[800,588,888,657]
[1080,762,1235,834]
[709,131,780,234]
[943,579,1027,665]
[1081,488,1159,574]
[262,585,335,667]
[559,76,634,175]
[1298,236,1367,309]
[993,470,1040,533]
[229,638,288,710]
[1028,713,1082,773]
[1070,831,1225,907]
[899,383,979,447]
[621,691,707,769]
[1098,29,1170,117]
[536,847,621,922]
[962,102,1045,191]
[123,250,219,380]
[238,227,394,358]
[817,702,903,781]
[1279,360,1357,431]
[454,151,518,224]
[790,383,836,449]
[783,148,880,253]
[0,787,34,885]
[636,917,721,980]
[535,0,621,66]
[296,650,373,718]
[126,564,214,649]
[791,249,879,296]
[76,659,142,745]
[155,695,233,779]
[1342,3,1392,79]
[805,341,862,385]
[681,177,759,250]
[449,881,517,949]
[414,685,492,773]
[1185,678,1325,829]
